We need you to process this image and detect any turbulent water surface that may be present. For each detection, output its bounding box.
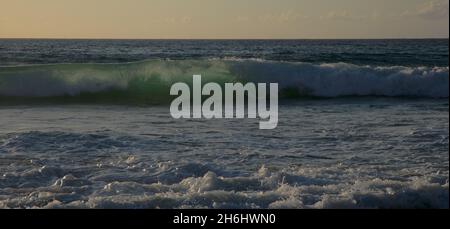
[0,39,448,208]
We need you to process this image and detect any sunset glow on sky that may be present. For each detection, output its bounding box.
[0,0,448,39]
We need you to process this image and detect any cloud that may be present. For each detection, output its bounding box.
[257,10,309,23]
[180,17,192,24]
[402,0,449,20]
[278,10,309,22]
[154,16,192,24]
[320,10,368,21]
[417,0,449,19]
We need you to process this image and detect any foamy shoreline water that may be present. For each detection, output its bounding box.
[1,100,448,209]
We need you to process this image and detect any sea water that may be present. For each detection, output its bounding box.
[0,39,448,208]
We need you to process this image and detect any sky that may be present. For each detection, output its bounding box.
[0,0,448,39]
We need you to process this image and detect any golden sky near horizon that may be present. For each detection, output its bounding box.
[0,0,448,39]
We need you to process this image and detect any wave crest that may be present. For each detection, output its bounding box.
[0,60,448,104]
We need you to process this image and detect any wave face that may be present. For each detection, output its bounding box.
[0,60,448,104]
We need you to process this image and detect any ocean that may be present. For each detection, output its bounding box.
[0,39,448,209]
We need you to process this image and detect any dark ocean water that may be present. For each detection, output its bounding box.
[0,39,448,67]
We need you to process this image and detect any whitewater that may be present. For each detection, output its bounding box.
[0,101,448,208]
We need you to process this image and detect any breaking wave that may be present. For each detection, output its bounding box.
[0,59,448,104]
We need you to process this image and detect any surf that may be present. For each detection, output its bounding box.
[170,75,279,130]
[0,59,448,105]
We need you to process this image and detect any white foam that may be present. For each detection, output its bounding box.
[230,61,449,98]
[1,165,448,209]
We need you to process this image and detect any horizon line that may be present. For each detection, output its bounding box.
[0,37,449,40]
